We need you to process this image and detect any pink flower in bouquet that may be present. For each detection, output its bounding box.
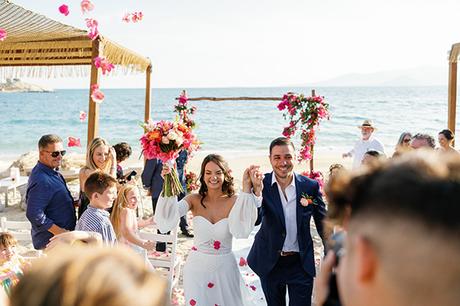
[80,0,94,13]
[0,28,7,41]
[91,84,104,103]
[85,18,99,40]
[58,4,70,16]
[93,56,115,75]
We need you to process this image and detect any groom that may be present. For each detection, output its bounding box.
[248,137,327,306]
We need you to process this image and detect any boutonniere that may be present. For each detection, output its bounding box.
[300,193,316,207]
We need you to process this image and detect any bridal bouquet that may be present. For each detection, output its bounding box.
[141,120,197,196]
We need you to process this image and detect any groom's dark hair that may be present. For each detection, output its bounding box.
[269,137,295,155]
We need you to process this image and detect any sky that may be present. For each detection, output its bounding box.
[7,0,460,88]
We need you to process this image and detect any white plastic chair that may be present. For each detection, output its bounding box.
[139,227,182,297]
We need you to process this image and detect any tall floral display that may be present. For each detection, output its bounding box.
[277,91,330,185]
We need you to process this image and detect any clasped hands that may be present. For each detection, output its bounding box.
[242,165,264,195]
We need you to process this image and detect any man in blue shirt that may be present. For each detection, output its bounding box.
[26,134,76,249]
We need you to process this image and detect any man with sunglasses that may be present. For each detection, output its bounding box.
[26,134,76,250]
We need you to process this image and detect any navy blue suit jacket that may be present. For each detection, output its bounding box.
[141,159,164,200]
[247,172,326,278]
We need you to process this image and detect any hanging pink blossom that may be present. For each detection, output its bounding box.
[131,11,143,23]
[80,0,94,13]
[58,4,70,16]
[79,111,87,122]
[91,84,105,104]
[122,13,131,23]
[85,18,99,40]
[67,137,81,147]
[93,56,115,75]
[0,28,7,41]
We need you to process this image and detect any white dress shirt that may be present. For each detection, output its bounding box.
[349,137,385,169]
[272,173,299,252]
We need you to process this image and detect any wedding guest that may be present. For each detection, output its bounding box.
[0,232,28,297]
[410,133,435,149]
[26,134,76,250]
[316,151,460,306]
[342,120,385,169]
[248,137,327,306]
[113,142,132,180]
[438,129,459,154]
[155,154,262,305]
[75,171,118,246]
[361,150,385,167]
[78,137,117,218]
[392,132,412,157]
[328,163,344,180]
[10,246,167,306]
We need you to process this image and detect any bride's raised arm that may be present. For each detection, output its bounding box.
[228,166,264,238]
[153,164,191,234]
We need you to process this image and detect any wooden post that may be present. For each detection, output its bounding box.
[309,89,316,173]
[87,38,101,146]
[144,64,152,123]
[448,61,457,146]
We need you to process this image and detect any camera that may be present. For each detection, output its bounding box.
[323,231,346,306]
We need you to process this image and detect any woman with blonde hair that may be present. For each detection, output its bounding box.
[78,137,117,218]
[9,246,167,306]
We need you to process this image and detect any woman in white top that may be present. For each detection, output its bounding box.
[154,154,263,306]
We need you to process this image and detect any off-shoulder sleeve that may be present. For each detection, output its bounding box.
[154,196,190,234]
[228,192,258,239]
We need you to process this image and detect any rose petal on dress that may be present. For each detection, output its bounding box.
[189,299,196,306]
[191,246,197,251]
[250,285,257,291]
[213,240,221,250]
[58,4,69,16]
[239,257,247,266]
[0,28,7,41]
[207,282,214,288]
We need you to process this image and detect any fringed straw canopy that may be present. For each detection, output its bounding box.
[0,0,151,78]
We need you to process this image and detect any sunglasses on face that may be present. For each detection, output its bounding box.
[44,150,67,157]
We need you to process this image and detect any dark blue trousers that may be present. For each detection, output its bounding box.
[260,254,313,306]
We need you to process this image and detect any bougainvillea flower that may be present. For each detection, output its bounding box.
[85,18,99,40]
[91,84,104,103]
[93,56,115,75]
[213,240,221,250]
[67,136,81,147]
[80,0,94,13]
[131,11,143,23]
[207,282,214,288]
[79,111,87,122]
[58,4,70,16]
[239,257,247,266]
[0,28,7,41]
[189,299,196,306]
[122,13,131,23]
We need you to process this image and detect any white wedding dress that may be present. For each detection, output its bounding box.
[154,192,258,306]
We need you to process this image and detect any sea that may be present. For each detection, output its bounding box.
[0,86,454,164]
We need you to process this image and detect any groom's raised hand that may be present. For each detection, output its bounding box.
[249,165,264,196]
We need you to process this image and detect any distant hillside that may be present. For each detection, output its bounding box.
[0,78,53,92]
[309,66,447,87]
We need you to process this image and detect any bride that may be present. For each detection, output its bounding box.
[154,154,263,306]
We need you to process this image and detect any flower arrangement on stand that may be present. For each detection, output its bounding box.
[174,90,201,156]
[278,92,330,186]
[140,120,197,196]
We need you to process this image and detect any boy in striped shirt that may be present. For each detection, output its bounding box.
[76,171,117,246]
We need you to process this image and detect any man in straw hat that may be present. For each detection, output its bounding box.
[343,120,384,169]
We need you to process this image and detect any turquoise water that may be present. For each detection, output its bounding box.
[0,86,454,159]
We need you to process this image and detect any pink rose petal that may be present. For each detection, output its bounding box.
[191,246,197,251]
[207,282,214,288]
[213,240,221,250]
[189,299,196,306]
[239,257,247,266]
[250,285,256,291]
[58,4,69,16]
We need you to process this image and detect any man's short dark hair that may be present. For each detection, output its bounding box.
[84,171,117,199]
[269,137,295,155]
[412,133,435,149]
[38,134,62,150]
[113,142,132,162]
[364,150,381,157]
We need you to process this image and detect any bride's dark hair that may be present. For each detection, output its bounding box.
[198,154,235,208]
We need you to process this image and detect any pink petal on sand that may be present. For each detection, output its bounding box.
[191,246,197,251]
[0,28,7,41]
[58,4,69,16]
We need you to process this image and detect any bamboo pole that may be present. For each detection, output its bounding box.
[87,38,101,146]
[144,64,152,123]
[448,61,457,146]
[310,89,316,173]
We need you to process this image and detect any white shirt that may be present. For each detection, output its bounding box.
[349,137,385,169]
[272,173,299,252]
